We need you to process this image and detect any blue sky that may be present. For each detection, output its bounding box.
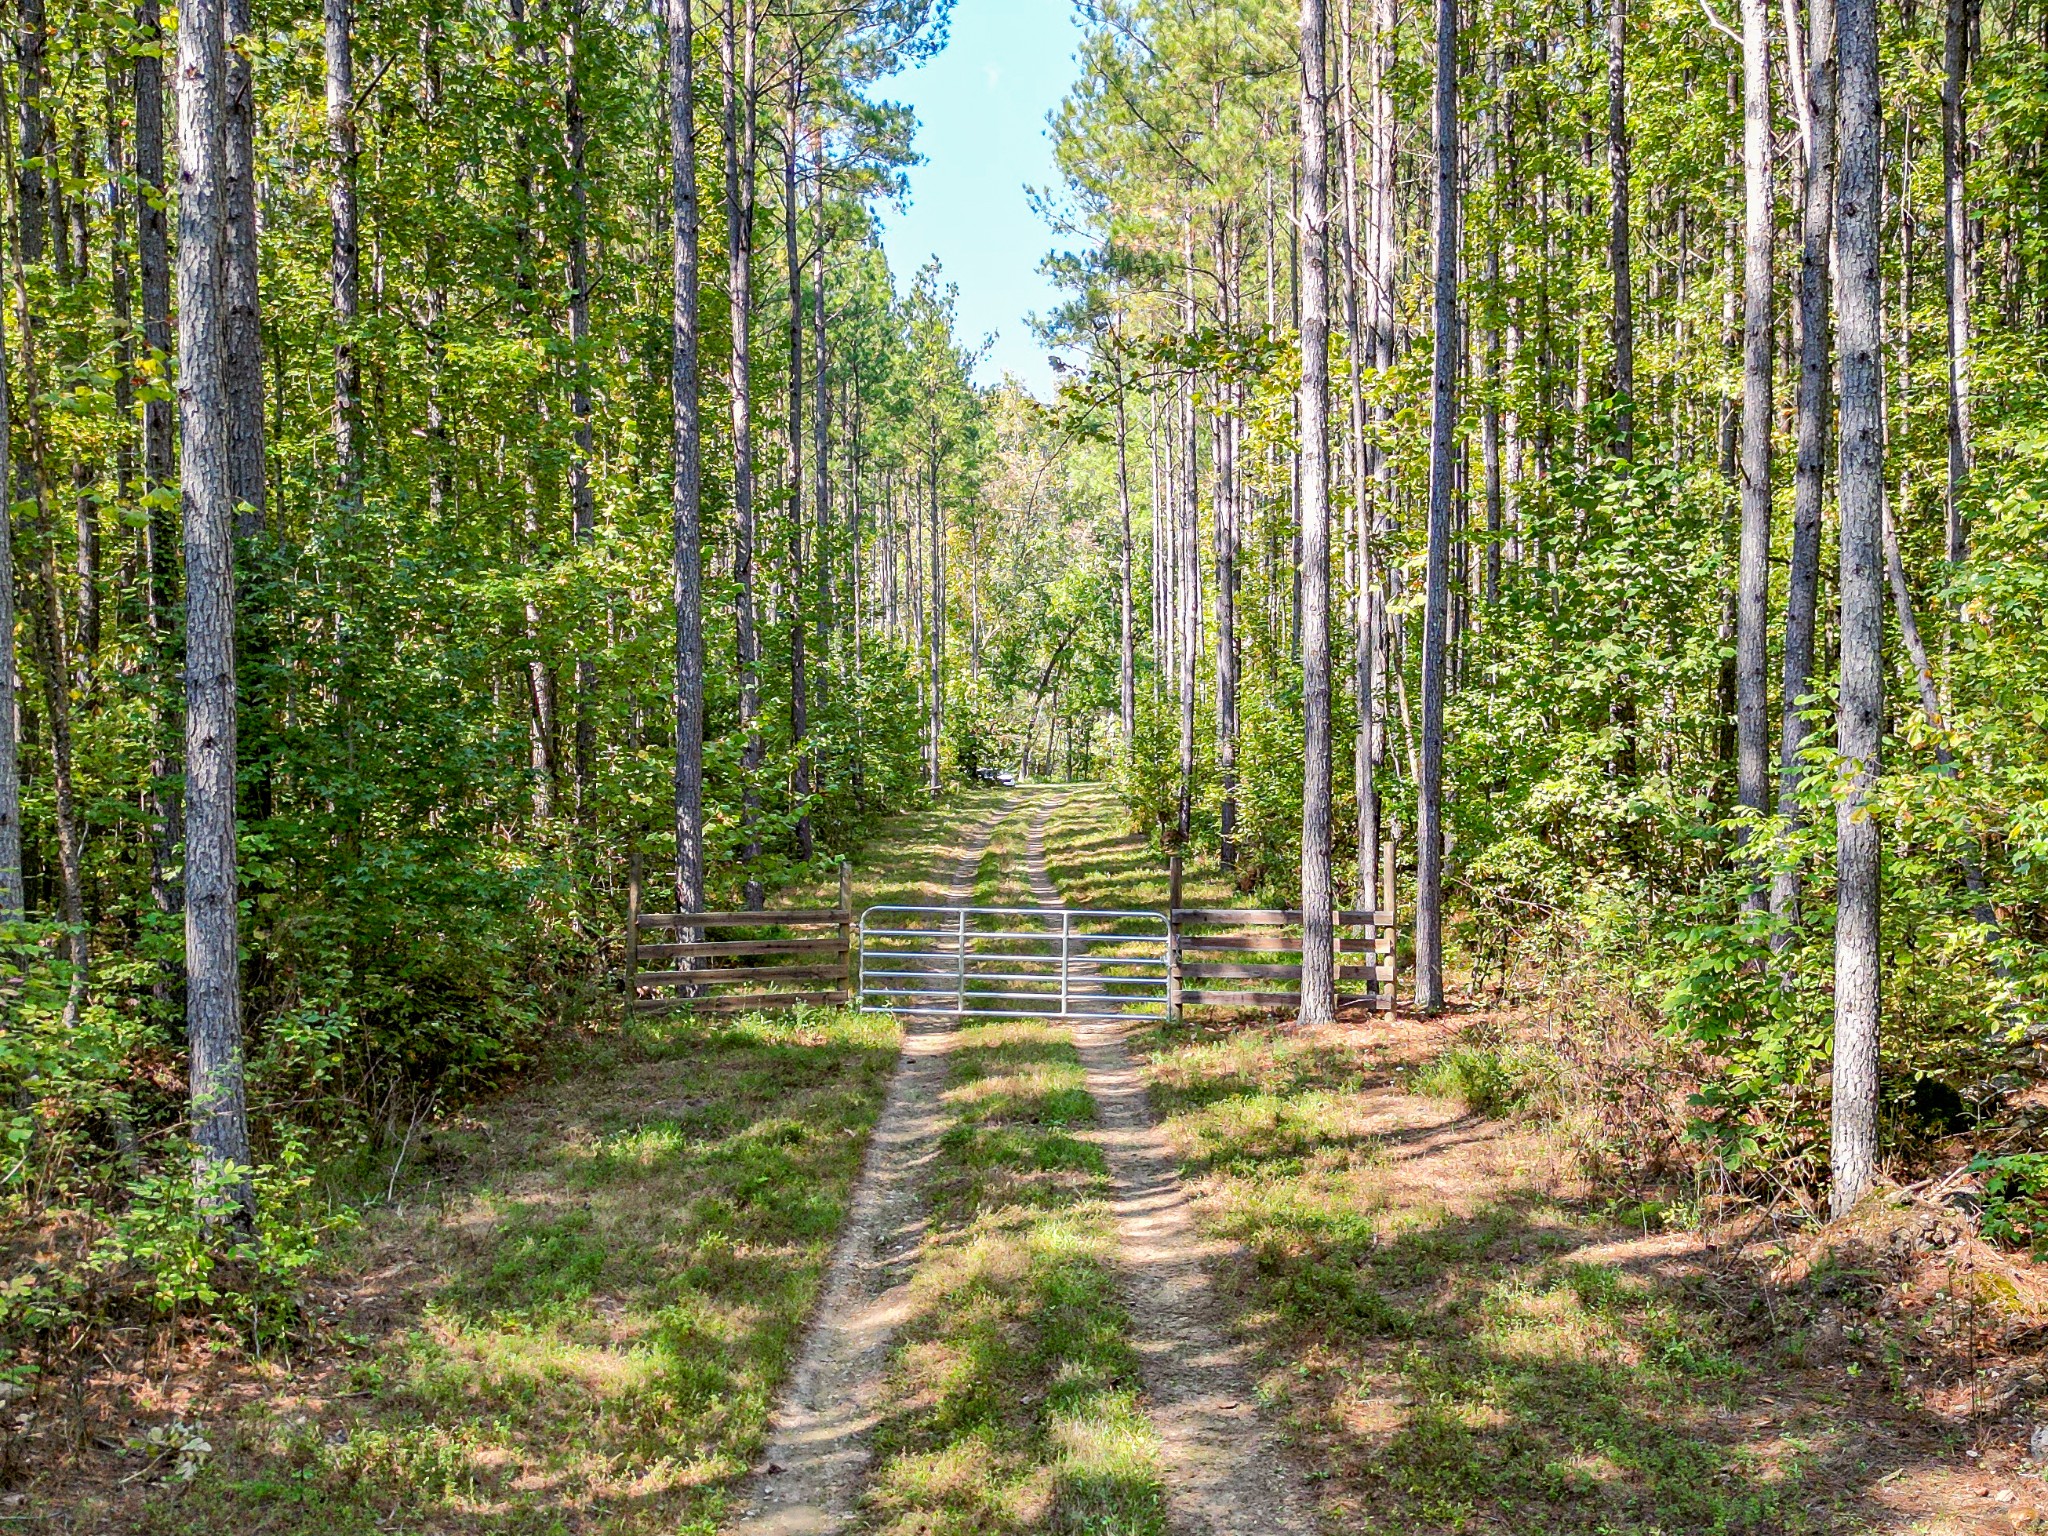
[875,0,1086,398]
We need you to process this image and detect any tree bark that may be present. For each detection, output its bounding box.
[136,0,183,943]
[782,81,813,861]
[566,0,598,820]
[1214,223,1240,869]
[722,0,764,903]
[811,127,831,693]
[10,12,87,1025]
[927,437,944,790]
[177,0,255,1220]
[1830,0,1881,1219]
[1115,356,1136,743]
[667,0,704,921]
[1415,0,1459,1015]
[1735,0,1775,875]
[224,0,264,535]
[1607,0,1633,458]
[0,202,15,920]
[1176,239,1198,849]
[1773,0,1837,937]
[14,0,49,268]
[1299,0,1337,1025]
[326,0,360,494]
[1940,0,1976,569]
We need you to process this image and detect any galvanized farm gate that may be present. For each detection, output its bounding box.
[856,905,1171,1022]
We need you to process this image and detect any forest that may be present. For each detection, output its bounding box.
[3,0,2048,1524]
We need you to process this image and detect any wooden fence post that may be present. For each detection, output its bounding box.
[1381,831,1398,1008]
[838,860,854,1007]
[626,846,642,1004]
[1167,853,1184,1024]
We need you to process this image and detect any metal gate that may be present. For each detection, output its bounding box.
[858,906,1171,1022]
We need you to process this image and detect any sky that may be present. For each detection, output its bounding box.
[874,0,1087,398]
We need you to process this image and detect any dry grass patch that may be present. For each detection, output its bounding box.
[27,1010,898,1536]
[1032,793,2037,1533]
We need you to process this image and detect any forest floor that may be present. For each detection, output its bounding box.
[27,782,2048,1535]
[24,788,1018,1535]
[1035,782,2048,1536]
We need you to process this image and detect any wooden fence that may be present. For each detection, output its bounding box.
[625,861,853,1015]
[1167,854,1397,1016]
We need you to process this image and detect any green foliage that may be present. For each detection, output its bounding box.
[1970,1153,2048,1252]
[1406,1045,1548,1118]
[90,1141,350,1326]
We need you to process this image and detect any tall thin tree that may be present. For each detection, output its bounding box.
[325,0,360,493]
[1414,0,1460,1014]
[0,219,15,922]
[1774,0,1837,935]
[1299,0,1337,1025]
[723,0,765,906]
[224,0,263,534]
[1734,0,1774,884]
[668,0,705,921]
[566,0,598,817]
[1939,0,1975,567]
[137,0,182,942]
[1607,0,1633,458]
[1831,0,1882,1218]
[783,74,813,861]
[177,0,255,1219]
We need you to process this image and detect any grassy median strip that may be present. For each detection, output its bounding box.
[858,804,1167,1536]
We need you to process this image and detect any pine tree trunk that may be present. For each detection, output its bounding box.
[667,0,705,920]
[783,84,813,861]
[1940,0,1975,567]
[1774,0,1837,937]
[1414,0,1459,1016]
[326,0,360,491]
[566,0,598,821]
[1735,0,1775,868]
[1215,226,1240,869]
[722,0,763,904]
[1115,360,1136,743]
[224,0,264,535]
[1341,0,1380,895]
[1830,0,1882,1219]
[0,215,16,919]
[927,438,944,791]
[177,0,255,1221]
[136,0,183,946]
[811,129,831,692]
[1176,240,1198,849]
[11,17,88,1024]
[1608,0,1633,458]
[1299,0,1337,1025]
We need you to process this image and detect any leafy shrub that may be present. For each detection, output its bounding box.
[1971,1153,2048,1252]
[1407,1045,1547,1117]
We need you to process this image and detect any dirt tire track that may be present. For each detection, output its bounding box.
[725,801,1016,1536]
[1026,795,1324,1536]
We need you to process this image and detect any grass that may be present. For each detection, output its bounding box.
[780,783,1021,914]
[112,1008,897,1536]
[40,791,1033,1533]
[1035,784,1931,1535]
[857,813,1167,1536]
[1404,1043,1550,1118]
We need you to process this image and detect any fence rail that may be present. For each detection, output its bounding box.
[1167,854,1397,1015]
[624,859,852,1014]
[619,850,1399,1021]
